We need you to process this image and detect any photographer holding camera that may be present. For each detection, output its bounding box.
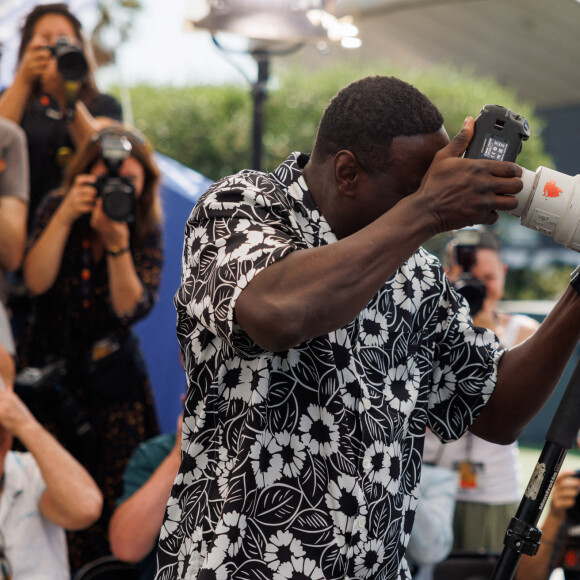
[0,342,102,579]
[0,3,122,232]
[423,229,540,554]
[17,125,163,573]
[516,469,580,580]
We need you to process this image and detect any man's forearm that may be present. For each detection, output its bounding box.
[235,195,435,352]
[18,421,102,529]
[471,286,580,444]
[110,451,181,563]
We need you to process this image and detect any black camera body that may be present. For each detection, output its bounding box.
[15,360,97,459]
[49,36,88,82]
[452,228,487,317]
[95,134,136,223]
[464,104,530,162]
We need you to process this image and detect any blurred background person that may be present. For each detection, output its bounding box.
[0,2,122,232]
[0,2,123,347]
[516,469,580,580]
[17,124,163,573]
[0,117,28,357]
[109,407,183,580]
[423,229,540,553]
[406,460,458,580]
[0,341,102,580]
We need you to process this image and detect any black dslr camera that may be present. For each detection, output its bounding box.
[452,228,487,317]
[95,133,136,223]
[49,36,88,82]
[464,104,530,162]
[15,360,97,459]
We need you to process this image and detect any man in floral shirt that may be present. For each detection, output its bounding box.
[156,76,580,580]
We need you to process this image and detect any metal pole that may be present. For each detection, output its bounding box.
[251,51,270,171]
[491,353,580,579]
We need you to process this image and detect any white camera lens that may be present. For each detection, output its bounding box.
[512,166,580,252]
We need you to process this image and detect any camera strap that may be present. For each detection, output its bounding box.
[63,80,80,122]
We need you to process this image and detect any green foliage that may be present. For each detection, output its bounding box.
[111,60,553,181]
[110,61,562,300]
[124,84,252,180]
[504,264,570,300]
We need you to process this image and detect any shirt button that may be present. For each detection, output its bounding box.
[362,458,371,470]
[358,516,366,528]
[362,398,371,410]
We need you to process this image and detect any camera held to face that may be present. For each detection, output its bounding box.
[465,104,580,253]
[451,228,487,317]
[49,36,88,82]
[94,134,136,223]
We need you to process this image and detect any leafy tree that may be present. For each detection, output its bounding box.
[111,60,552,181]
[109,61,564,299]
[91,0,142,67]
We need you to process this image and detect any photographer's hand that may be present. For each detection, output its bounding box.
[90,197,130,250]
[0,388,103,531]
[0,388,39,439]
[59,174,99,224]
[549,469,580,521]
[516,470,580,580]
[0,36,51,123]
[91,199,146,318]
[23,175,97,296]
[17,35,52,85]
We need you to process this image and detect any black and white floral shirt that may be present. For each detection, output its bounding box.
[155,153,503,580]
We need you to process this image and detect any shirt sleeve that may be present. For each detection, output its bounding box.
[0,118,29,204]
[176,174,304,358]
[117,434,175,505]
[117,223,164,325]
[427,272,504,442]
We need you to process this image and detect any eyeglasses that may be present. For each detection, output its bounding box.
[0,531,12,580]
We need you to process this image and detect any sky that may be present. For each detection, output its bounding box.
[0,0,256,90]
[95,0,256,89]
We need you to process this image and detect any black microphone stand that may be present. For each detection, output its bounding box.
[491,355,580,579]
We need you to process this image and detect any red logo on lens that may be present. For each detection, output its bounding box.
[543,180,563,198]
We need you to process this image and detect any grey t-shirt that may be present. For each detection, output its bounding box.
[0,117,29,354]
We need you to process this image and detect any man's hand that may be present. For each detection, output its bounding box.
[90,197,130,252]
[549,470,580,521]
[57,174,98,225]
[414,117,522,235]
[16,36,52,85]
[0,389,40,441]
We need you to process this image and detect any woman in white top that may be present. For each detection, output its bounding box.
[423,229,540,553]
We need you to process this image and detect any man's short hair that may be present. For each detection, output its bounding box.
[311,75,444,175]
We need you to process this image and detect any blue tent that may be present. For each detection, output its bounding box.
[134,153,212,433]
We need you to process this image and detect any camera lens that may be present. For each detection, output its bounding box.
[53,38,88,81]
[101,178,136,222]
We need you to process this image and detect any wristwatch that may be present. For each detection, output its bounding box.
[570,265,580,296]
[105,246,130,257]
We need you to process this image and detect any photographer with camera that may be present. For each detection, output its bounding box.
[0,341,102,579]
[423,229,540,554]
[0,3,122,232]
[516,469,580,580]
[17,124,163,573]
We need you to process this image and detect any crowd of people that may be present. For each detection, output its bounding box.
[2,3,580,580]
[0,3,165,578]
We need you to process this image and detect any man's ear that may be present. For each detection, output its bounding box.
[334,150,359,197]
